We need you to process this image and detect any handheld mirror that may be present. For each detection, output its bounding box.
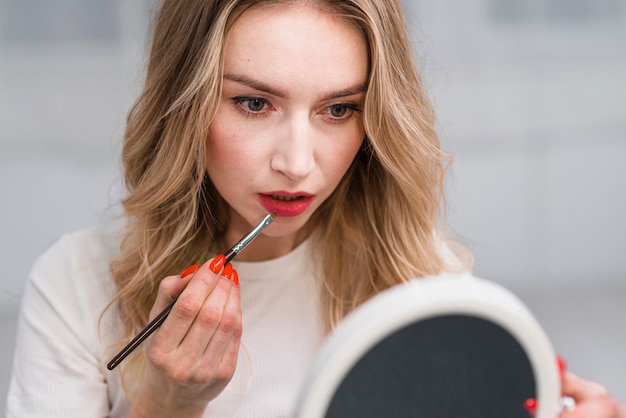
[295,274,561,418]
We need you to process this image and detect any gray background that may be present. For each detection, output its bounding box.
[1,0,625,411]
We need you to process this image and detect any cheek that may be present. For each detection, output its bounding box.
[207,110,247,164]
[206,121,240,184]
[207,132,236,162]
[206,121,266,187]
[208,113,235,153]
[316,136,363,198]
[332,131,364,176]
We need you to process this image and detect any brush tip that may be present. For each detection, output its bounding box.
[270,212,277,220]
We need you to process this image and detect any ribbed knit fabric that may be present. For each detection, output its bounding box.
[6,222,323,418]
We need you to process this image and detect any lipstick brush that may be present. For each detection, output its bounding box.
[106,212,276,370]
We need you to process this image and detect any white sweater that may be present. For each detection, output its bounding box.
[6,222,323,418]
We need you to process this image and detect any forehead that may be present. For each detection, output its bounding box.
[223,4,369,93]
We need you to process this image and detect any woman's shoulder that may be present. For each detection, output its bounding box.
[35,220,122,267]
[56,220,122,259]
[28,219,124,305]
[10,220,127,416]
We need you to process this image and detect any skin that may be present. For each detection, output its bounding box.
[128,4,625,418]
[206,4,367,262]
[561,371,626,418]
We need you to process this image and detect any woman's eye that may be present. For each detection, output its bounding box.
[329,104,348,118]
[324,103,360,122]
[234,96,268,113]
[245,98,266,112]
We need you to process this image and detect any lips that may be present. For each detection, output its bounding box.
[270,194,302,202]
[258,192,314,217]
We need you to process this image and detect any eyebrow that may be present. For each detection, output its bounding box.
[224,74,287,98]
[223,73,367,101]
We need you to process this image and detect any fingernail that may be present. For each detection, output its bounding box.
[180,264,200,278]
[557,356,567,374]
[524,398,537,414]
[222,263,233,280]
[232,269,239,286]
[209,254,226,274]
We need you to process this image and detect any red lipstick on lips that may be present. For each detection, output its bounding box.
[258,192,314,217]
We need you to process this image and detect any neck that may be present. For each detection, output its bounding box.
[234,233,299,261]
[223,220,313,262]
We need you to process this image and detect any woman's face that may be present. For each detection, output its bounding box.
[206,4,368,258]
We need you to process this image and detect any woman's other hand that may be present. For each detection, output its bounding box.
[560,357,626,418]
[561,370,626,418]
[130,255,242,418]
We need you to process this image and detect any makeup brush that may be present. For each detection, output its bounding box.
[107,212,276,370]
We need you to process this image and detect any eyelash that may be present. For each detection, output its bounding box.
[324,103,362,124]
[232,96,271,119]
[231,96,362,124]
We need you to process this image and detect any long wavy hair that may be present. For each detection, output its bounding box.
[107,0,469,395]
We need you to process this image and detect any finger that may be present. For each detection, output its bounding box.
[524,398,537,417]
[177,265,238,361]
[560,395,620,418]
[148,264,200,320]
[205,314,243,385]
[199,271,242,367]
[562,371,608,401]
[200,272,242,380]
[156,256,226,347]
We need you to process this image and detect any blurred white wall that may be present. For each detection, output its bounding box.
[404,0,626,288]
[0,0,151,305]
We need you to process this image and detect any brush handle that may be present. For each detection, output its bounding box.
[105,213,275,371]
[106,300,175,370]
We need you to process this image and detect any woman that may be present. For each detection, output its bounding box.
[7,0,624,417]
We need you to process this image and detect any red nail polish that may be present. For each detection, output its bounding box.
[232,269,239,286]
[209,254,226,274]
[222,263,233,279]
[524,398,537,414]
[557,356,567,374]
[180,264,200,278]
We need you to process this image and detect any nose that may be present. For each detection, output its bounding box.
[270,113,316,181]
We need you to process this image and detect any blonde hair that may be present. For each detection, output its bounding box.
[108,0,469,394]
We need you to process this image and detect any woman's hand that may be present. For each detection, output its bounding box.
[561,369,626,418]
[130,255,242,418]
[557,356,626,418]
